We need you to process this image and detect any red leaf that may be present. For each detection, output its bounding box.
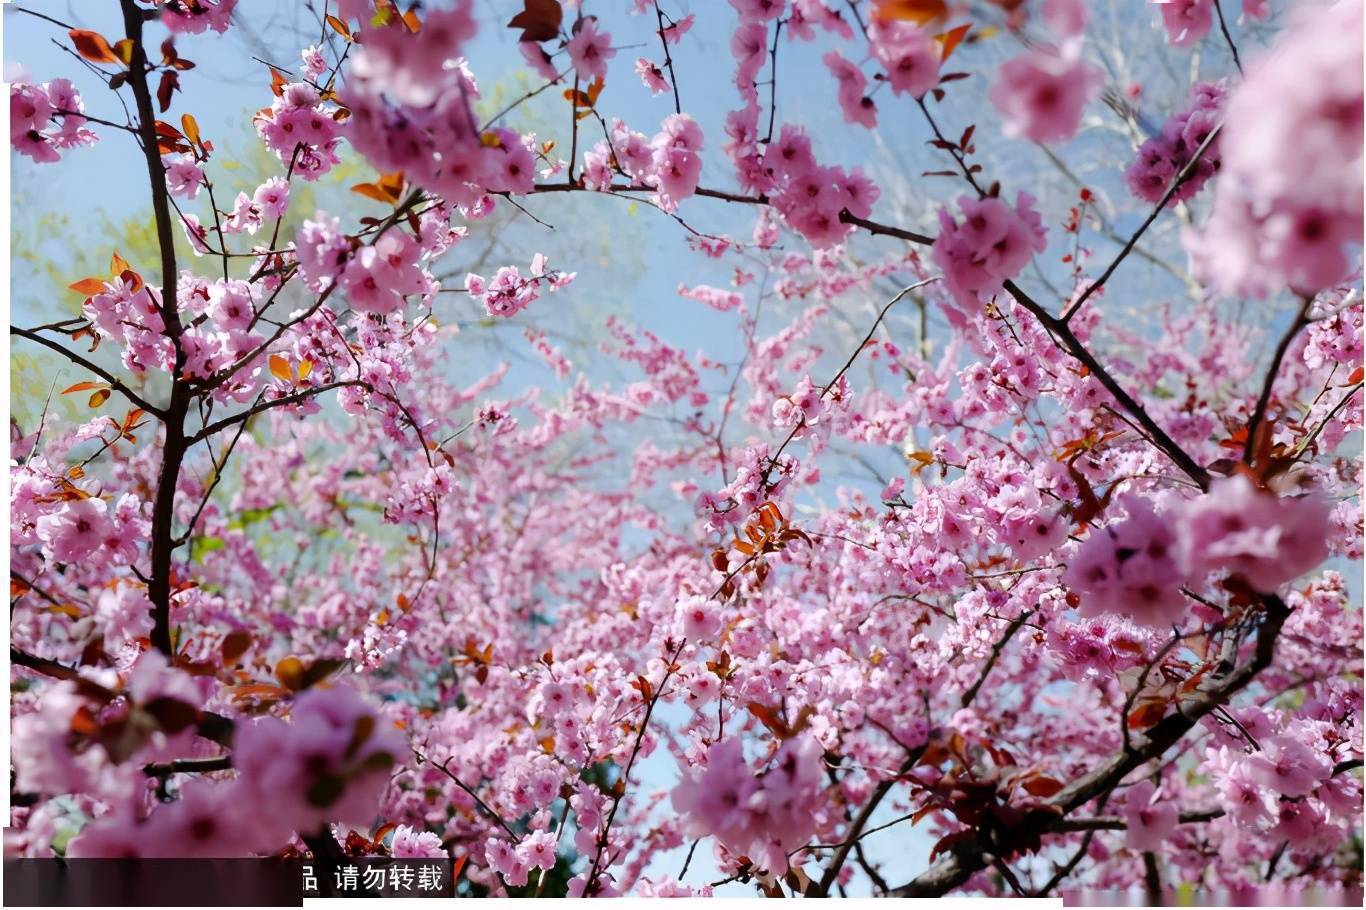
[157,71,180,114]
[874,0,949,25]
[1021,775,1064,798]
[69,29,120,64]
[508,0,563,43]
[221,631,252,667]
[69,277,108,297]
[1127,700,1168,730]
[62,381,108,395]
[936,23,972,62]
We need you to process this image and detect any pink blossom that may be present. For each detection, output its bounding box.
[231,685,404,843]
[1043,0,1089,37]
[567,19,615,82]
[824,51,877,129]
[931,192,1047,315]
[671,735,825,874]
[1125,81,1225,205]
[36,497,113,564]
[989,44,1103,145]
[1245,735,1332,798]
[1064,495,1189,628]
[869,19,941,97]
[677,595,723,642]
[1122,780,1178,851]
[164,154,205,199]
[1189,0,1363,296]
[12,79,96,163]
[635,58,670,95]
[301,45,327,80]
[519,829,559,871]
[160,0,237,35]
[1176,475,1331,593]
[253,176,290,220]
[391,824,446,858]
[1154,0,1213,47]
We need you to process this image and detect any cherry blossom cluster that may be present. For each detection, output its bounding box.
[582,114,705,212]
[1190,0,1364,296]
[158,0,236,36]
[931,192,1048,320]
[1065,480,1331,628]
[989,1,1103,145]
[254,81,344,181]
[672,735,827,875]
[1153,0,1270,47]
[10,78,97,163]
[466,255,573,319]
[1125,81,1225,205]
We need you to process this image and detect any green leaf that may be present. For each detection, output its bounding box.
[191,535,225,562]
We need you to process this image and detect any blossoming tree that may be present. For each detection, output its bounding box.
[7,0,1363,900]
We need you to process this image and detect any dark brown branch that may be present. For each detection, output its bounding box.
[10,326,164,417]
[415,749,521,843]
[960,609,1035,709]
[11,646,235,747]
[187,381,369,445]
[811,747,925,896]
[119,0,188,657]
[1244,295,1313,463]
[10,646,79,681]
[1061,126,1222,324]
[653,1,682,116]
[1004,280,1211,489]
[9,5,76,30]
[1213,0,1244,73]
[583,640,686,894]
[1293,382,1363,458]
[143,755,232,777]
[891,593,1291,897]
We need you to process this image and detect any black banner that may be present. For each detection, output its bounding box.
[2,859,456,906]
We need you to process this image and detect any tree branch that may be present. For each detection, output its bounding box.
[187,381,369,445]
[1004,280,1211,489]
[10,325,165,417]
[119,0,188,657]
[890,593,1290,896]
[1244,295,1313,464]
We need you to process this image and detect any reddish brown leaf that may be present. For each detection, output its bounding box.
[62,381,108,395]
[874,0,949,25]
[69,277,108,297]
[157,71,180,113]
[1020,775,1064,798]
[508,0,563,43]
[221,631,252,666]
[69,29,120,64]
[1127,699,1168,730]
[936,23,972,61]
[326,14,352,39]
